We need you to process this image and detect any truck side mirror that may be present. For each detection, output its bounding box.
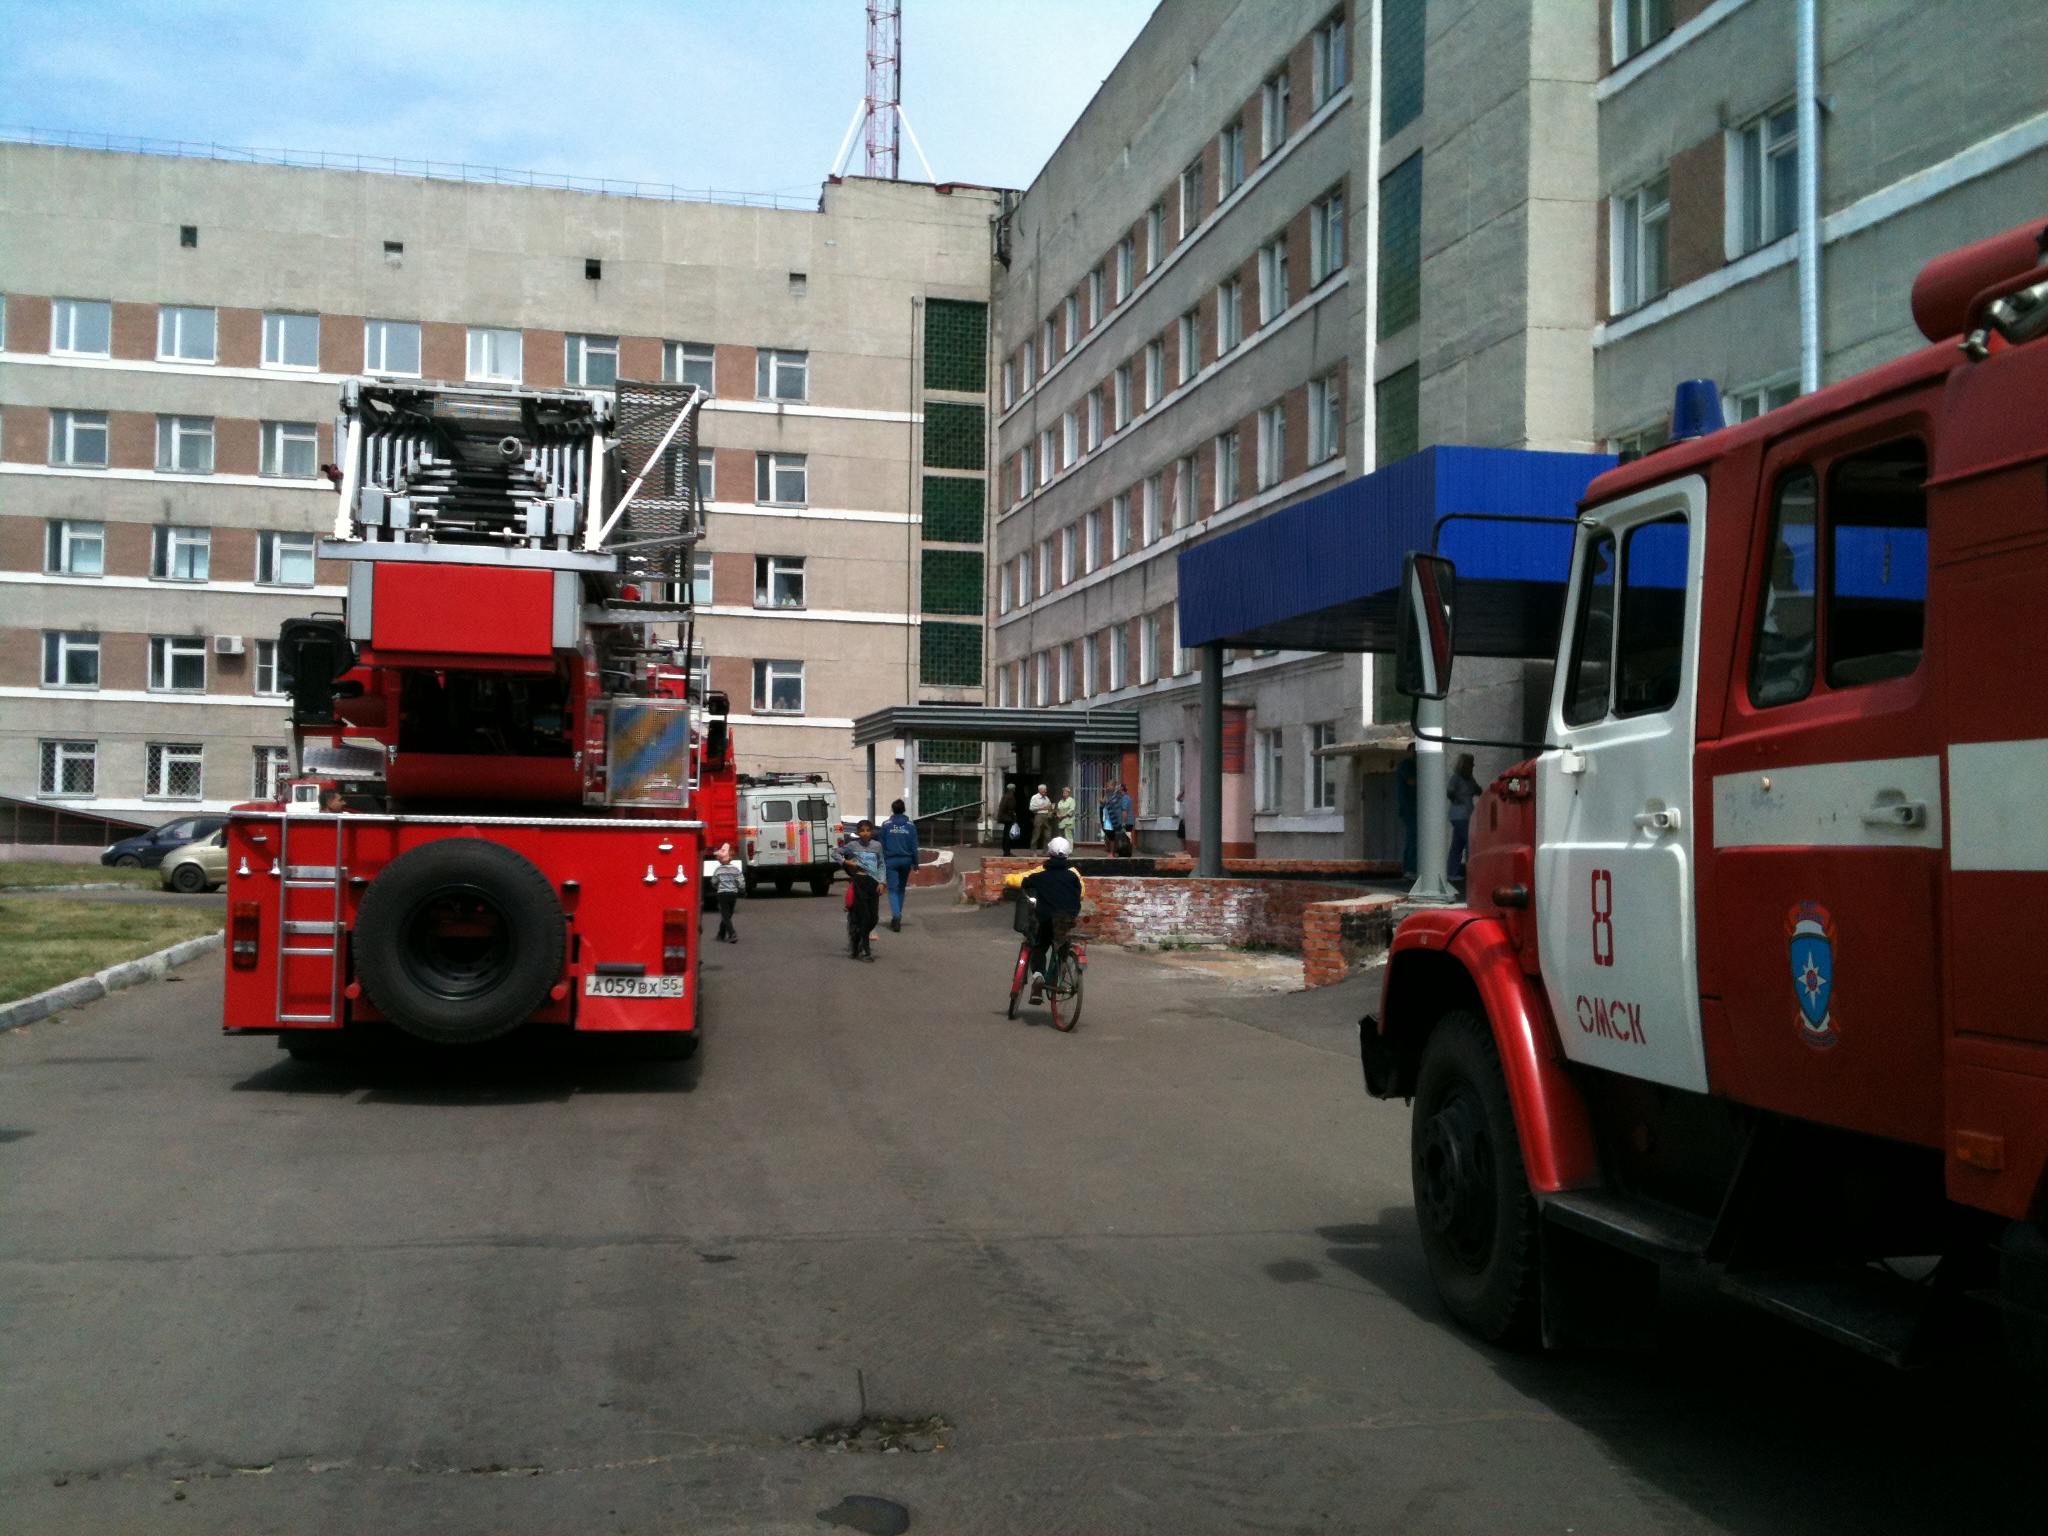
[1394,552,1457,700]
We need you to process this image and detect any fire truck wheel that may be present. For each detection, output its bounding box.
[773,874,793,896]
[809,874,832,896]
[353,838,566,1046]
[1411,1010,1540,1345]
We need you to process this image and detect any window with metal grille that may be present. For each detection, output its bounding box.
[923,401,985,471]
[922,298,986,391]
[40,739,97,797]
[1381,0,1425,137]
[920,621,982,687]
[253,745,290,799]
[922,475,982,543]
[146,742,204,799]
[1377,159,1419,335]
[918,775,981,816]
[1376,365,1420,466]
[921,550,983,615]
[918,738,982,765]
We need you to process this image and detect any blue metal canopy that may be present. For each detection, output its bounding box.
[1177,445,1616,656]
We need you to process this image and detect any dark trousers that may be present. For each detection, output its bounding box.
[1028,913,1073,981]
[716,890,737,940]
[1448,818,1471,881]
[848,875,880,953]
[885,860,912,920]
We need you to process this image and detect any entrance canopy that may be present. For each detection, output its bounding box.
[1177,446,1615,657]
[851,704,1140,748]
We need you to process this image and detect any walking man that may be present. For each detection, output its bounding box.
[1102,779,1134,857]
[1029,784,1054,849]
[878,798,919,932]
[710,841,743,943]
[997,785,1018,856]
[1447,752,1481,885]
[841,819,885,961]
[1055,785,1078,845]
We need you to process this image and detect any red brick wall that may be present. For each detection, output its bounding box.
[215,417,259,477]
[218,308,261,368]
[2,406,48,463]
[321,314,365,376]
[1302,896,1399,988]
[1666,136,1725,289]
[525,330,565,388]
[7,294,51,352]
[0,514,43,570]
[709,655,750,707]
[111,301,155,361]
[111,412,154,471]
[718,344,754,400]
[620,335,662,381]
[421,322,466,383]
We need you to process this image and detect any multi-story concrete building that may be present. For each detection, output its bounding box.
[0,144,997,840]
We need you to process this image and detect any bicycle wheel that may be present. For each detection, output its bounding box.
[1007,943,1027,1019]
[1050,947,1082,1031]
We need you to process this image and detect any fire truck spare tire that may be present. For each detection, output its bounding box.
[353,838,565,1045]
[1411,1010,1540,1345]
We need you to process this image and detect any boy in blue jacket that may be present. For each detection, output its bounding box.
[877,798,920,932]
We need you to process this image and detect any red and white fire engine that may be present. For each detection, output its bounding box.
[1367,217,2048,1371]
[222,377,735,1057]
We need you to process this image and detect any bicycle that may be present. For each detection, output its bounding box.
[1006,893,1085,1030]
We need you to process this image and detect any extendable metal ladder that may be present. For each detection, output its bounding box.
[274,815,346,1026]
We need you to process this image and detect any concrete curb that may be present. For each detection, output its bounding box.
[0,931,223,1033]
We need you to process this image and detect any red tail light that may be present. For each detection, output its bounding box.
[661,907,690,976]
[231,901,261,970]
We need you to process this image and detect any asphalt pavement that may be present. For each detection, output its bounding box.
[0,885,2038,1533]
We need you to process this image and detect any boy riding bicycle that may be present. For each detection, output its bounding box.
[1002,836,1085,1005]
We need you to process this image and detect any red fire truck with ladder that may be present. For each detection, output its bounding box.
[222,377,735,1058]
[1366,217,2048,1373]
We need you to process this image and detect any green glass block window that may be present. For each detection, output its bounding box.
[920,620,982,687]
[1378,152,1422,338]
[918,738,982,765]
[922,475,985,543]
[918,774,982,816]
[923,401,985,471]
[924,298,988,392]
[921,549,984,615]
[1376,364,1420,466]
[1381,0,1426,139]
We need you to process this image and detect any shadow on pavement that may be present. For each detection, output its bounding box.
[230,1025,701,1103]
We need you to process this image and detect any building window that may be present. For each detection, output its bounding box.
[1381,0,1426,137]
[1309,374,1343,465]
[1262,71,1291,156]
[664,341,715,392]
[1018,550,1035,606]
[1086,269,1104,329]
[254,639,283,695]
[688,553,714,608]
[1001,357,1016,409]
[751,659,804,713]
[1255,728,1284,812]
[157,306,217,363]
[1063,293,1080,353]
[1613,173,1671,313]
[258,531,318,586]
[41,631,100,688]
[1179,156,1204,237]
[1087,390,1103,451]
[683,446,714,503]
[1313,188,1350,288]
[467,326,523,382]
[1059,524,1077,585]
[253,744,291,799]
[146,742,205,800]
[1063,409,1080,467]
[565,333,619,387]
[1313,11,1350,106]
[755,452,808,506]
[1376,365,1421,466]
[1141,613,1161,685]
[1038,429,1056,485]
[1216,431,1241,508]
[364,319,422,375]
[754,554,806,609]
[262,312,320,370]
[1146,205,1166,272]
[1309,721,1339,809]
[1016,450,1033,500]
[1178,310,1199,384]
[1257,401,1287,491]
[46,519,104,576]
[1058,643,1074,703]
[260,421,319,478]
[156,415,215,474]
[686,652,710,703]
[1020,343,1035,391]
[1174,455,1197,529]
[1258,236,1290,325]
[1040,318,1058,373]
[1732,105,1800,256]
[1110,624,1129,690]
[1143,473,1163,544]
[1609,422,1670,459]
[1726,376,1799,423]
[152,525,211,582]
[1076,633,1095,698]
[1220,121,1247,198]
[1144,339,1164,408]
[1217,278,1243,352]
[40,739,97,798]
[48,409,109,468]
[1114,364,1133,429]
[1083,507,1102,573]
[1614,0,1674,63]
[1113,492,1132,560]
[1114,236,1136,303]
[149,636,208,692]
[50,298,112,357]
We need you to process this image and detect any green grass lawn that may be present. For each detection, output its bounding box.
[0,900,223,1005]
[0,861,160,890]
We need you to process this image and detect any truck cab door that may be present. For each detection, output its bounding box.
[1536,475,1710,1092]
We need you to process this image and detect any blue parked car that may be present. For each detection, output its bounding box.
[101,814,227,870]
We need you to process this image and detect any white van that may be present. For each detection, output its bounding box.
[736,774,842,895]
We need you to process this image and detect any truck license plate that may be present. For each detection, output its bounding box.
[583,975,686,999]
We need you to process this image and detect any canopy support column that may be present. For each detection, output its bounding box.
[1199,643,1223,877]
[1410,694,1455,902]
[866,743,877,823]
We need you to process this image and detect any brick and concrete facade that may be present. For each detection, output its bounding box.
[0,145,997,833]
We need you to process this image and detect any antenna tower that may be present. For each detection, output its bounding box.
[863,1,902,179]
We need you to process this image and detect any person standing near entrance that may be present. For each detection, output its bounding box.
[1446,752,1480,884]
[878,798,919,932]
[997,785,1018,856]
[841,819,885,961]
[1055,786,1078,844]
[710,842,743,943]
[1029,784,1054,849]
[1395,744,1419,880]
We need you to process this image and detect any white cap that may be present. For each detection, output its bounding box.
[1048,836,1072,857]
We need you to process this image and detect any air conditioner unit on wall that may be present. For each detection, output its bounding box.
[213,634,245,655]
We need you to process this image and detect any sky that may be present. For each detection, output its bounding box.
[0,0,1160,199]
